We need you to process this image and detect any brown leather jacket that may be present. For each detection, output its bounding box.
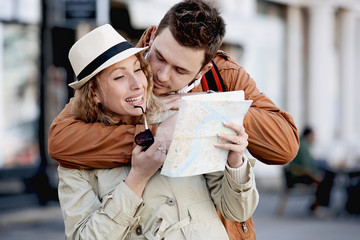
[48,27,298,168]
[48,26,299,240]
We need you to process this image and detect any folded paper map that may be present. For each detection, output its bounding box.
[160,90,252,177]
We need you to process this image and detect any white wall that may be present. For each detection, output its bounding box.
[0,23,3,167]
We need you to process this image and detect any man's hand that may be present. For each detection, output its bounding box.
[156,113,178,151]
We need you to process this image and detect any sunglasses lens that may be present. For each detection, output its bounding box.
[135,129,154,147]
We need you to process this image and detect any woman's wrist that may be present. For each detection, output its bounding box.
[226,156,249,184]
[125,169,149,198]
[227,154,245,168]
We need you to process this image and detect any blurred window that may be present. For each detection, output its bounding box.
[0,23,40,169]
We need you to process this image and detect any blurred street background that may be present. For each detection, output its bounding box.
[1,0,360,239]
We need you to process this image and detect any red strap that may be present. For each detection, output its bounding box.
[211,66,223,92]
[201,61,226,92]
[201,75,210,91]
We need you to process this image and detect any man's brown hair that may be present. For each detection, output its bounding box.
[156,0,226,66]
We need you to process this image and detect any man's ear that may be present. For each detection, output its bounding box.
[148,26,158,47]
[195,62,213,79]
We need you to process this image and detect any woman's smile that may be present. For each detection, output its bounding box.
[125,93,144,105]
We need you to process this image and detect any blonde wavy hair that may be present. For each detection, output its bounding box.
[71,53,164,126]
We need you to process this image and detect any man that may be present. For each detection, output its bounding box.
[289,126,319,182]
[48,0,299,239]
[289,126,335,215]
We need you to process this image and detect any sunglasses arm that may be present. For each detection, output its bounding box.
[143,114,149,130]
[134,105,149,130]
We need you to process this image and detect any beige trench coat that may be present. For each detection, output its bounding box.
[58,161,258,240]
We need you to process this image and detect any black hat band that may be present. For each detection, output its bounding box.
[77,41,134,80]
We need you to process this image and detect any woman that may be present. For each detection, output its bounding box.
[57,24,258,239]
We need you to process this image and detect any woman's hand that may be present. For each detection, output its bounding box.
[125,138,167,197]
[215,122,248,168]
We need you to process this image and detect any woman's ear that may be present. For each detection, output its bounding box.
[93,91,105,113]
[92,76,103,105]
[93,89,101,104]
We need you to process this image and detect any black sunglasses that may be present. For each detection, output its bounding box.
[134,106,154,151]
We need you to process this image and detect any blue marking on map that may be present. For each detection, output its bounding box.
[174,102,231,175]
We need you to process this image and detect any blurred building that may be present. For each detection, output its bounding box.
[265,0,360,173]
[0,0,43,195]
[0,0,359,199]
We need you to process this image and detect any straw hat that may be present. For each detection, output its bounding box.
[68,24,148,90]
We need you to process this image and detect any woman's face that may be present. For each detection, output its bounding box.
[95,55,148,116]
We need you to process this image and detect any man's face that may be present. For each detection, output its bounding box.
[147,27,209,95]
